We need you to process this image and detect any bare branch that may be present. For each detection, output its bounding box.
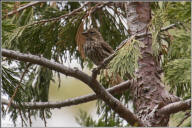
[2,48,144,126]
[3,2,42,19]
[135,23,180,38]
[161,22,181,31]
[2,80,132,109]
[158,99,191,115]
[30,2,90,26]
[29,2,111,26]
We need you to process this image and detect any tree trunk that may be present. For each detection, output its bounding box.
[126,2,180,126]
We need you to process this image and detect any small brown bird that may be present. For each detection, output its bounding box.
[82,28,114,65]
[82,28,123,85]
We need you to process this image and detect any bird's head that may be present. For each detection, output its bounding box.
[82,28,103,40]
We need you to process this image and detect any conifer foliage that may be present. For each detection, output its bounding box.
[1,1,191,127]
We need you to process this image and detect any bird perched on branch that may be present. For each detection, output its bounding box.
[82,28,114,66]
[82,28,123,85]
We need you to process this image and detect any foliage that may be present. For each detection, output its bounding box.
[1,1,191,127]
[163,32,191,98]
[75,109,126,127]
[108,37,143,79]
[150,2,191,99]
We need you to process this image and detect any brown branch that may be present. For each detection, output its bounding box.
[2,80,132,109]
[29,2,90,26]
[3,1,42,19]
[2,48,144,126]
[30,2,111,26]
[89,2,112,16]
[92,52,116,79]
[158,99,191,115]
[6,63,32,112]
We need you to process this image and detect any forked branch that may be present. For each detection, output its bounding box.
[2,48,144,126]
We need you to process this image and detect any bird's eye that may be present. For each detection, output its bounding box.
[90,31,95,34]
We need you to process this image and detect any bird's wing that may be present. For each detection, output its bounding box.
[100,41,114,54]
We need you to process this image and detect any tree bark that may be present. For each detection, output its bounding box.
[126,2,180,126]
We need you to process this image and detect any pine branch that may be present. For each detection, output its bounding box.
[92,52,116,79]
[135,22,180,38]
[29,2,90,26]
[91,22,179,78]
[2,48,144,126]
[29,2,111,26]
[158,99,191,115]
[2,80,132,109]
[92,36,134,79]
[3,1,42,19]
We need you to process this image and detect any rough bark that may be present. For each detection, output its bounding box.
[126,2,180,126]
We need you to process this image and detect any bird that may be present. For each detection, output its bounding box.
[82,28,114,66]
[82,28,123,85]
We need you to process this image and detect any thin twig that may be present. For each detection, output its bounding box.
[28,109,32,127]
[29,2,90,26]
[92,22,179,79]
[3,2,42,19]
[42,110,47,127]
[19,110,24,127]
[177,111,191,127]
[89,2,112,17]
[135,22,181,38]
[6,63,32,112]
[19,109,27,127]
[92,35,135,79]
[92,53,116,79]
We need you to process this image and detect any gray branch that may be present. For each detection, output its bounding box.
[135,22,180,38]
[158,99,191,115]
[2,80,132,109]
[2,48,144,126]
